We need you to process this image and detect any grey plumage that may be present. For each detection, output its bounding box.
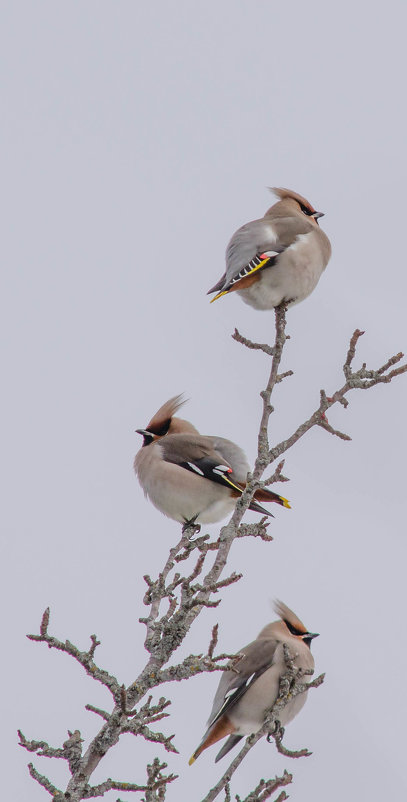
[189,600,318,763]
[208,187,331,310]
[134,396,290,525]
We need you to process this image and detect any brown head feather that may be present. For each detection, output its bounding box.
[167,416,200,435]
[273,599,308,634]
[270,187,316,214]
[146,394,187,433]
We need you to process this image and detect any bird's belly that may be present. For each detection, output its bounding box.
[278,689,308,726]
[228,665,281,735]
[238,244,325,310]
[197,496,236,523]
[138,460,235,524]
[228,656,310,735]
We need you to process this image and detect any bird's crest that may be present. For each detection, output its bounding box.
[146,394,187,435]
[270,187,316,215]
[273,599,307,634]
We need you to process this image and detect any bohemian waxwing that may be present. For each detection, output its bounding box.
[208,188,331,310]
[134,395,290,526]
[189,600,318,764]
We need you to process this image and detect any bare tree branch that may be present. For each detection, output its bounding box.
[27,612,120,701]
[85,705,110,722]
[20,308,406,801]
[207,624,219,659]
[19,730,65,760]
[141,758,178,802]
[232,327,276,356]
[27,762,62,798]
[235,771,292,802]
[265,328,407,462]
[270,722,311,759]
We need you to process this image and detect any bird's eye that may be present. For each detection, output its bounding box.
[299,203,313,216]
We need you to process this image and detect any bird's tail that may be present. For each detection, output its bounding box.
[254,487,291,509]
[233,484,290,513]
[189,716,235,765]
[215,734,244,762]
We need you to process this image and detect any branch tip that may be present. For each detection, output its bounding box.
[40,607,50,636]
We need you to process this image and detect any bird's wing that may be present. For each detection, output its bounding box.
[160,433,245,494]
[209,436,249,482]
[160,435,282,515]
[214,734,244,762]
[210,436,289,511]
[208,216,312,301]
[207,638,279,728]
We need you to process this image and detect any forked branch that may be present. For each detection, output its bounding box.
[20,308,405,801]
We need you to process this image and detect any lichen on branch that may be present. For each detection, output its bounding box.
[20,307,406,801]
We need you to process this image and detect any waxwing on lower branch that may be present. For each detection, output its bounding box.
[189,600,319,763]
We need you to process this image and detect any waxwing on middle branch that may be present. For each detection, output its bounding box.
[189,600,319,764]
[208,187,331,310]
[134,395,290,526]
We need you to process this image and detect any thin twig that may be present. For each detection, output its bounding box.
[21,312,405,802]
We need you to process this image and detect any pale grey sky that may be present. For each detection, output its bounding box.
[2,2,407,800]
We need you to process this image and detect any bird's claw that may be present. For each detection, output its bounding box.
[182,516,201,537]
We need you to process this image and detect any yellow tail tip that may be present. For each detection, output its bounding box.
[209,290,228,303]
[188,755,196,766]
[282,498,291,509]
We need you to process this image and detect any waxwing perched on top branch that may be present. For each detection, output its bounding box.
[134,395,290,526]
[208,188,331,310]
[189,600,319,764]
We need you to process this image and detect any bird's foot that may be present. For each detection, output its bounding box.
[182,516,201,537]
[267,720,284,744]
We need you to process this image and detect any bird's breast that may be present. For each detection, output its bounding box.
[227,641,314,734]
[134,445,236,524]
[238,230,329,310]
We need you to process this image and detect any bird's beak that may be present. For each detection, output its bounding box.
[312,211,324,220]
[135,428,150,436]
[307,632,320,640]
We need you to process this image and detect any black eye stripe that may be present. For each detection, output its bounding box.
[299,203,313,216]
[147,419,171,437]
[285,619,305,637]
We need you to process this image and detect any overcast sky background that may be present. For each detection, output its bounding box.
[2,2,407,800]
